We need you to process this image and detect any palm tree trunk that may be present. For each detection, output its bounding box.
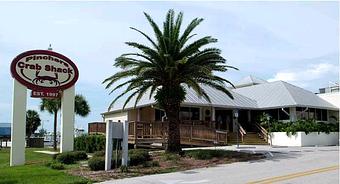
[53,110,57,151]
[165,104,182,153]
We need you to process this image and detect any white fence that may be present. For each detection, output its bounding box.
[270,132,339,146]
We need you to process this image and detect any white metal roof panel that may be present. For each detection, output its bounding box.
[108,84,257,112]
[233,81,338,110]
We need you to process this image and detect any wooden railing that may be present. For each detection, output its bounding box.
[236,122,247,142]
[128,121,227,147]
[254,123,269,143]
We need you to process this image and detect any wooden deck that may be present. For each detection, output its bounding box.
[128,121,228,148]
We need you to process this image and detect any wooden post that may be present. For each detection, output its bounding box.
[190,125,193,142]
[134,121,137,149]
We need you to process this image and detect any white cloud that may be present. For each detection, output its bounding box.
[268,63,338,83]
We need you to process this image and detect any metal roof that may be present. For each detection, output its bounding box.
[108,84,258,112]
[106,80,338,113]
[233,81,338,110]
[234,75,268,88]
[182,85,258,109]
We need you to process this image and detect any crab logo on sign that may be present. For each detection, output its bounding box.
[10,50,79,98]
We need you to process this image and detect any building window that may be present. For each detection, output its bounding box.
[264,109,278,120]
[308,108,315,119]
[279,108,290,120]
[296,107,308,120]
[155,109,166,121]
[180,107,200,120]
[315,109,322,121]
[321,109,327,121]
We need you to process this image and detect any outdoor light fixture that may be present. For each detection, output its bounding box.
[234,111,239,118]
[234,110,239,148]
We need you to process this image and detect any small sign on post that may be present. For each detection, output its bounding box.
[105,120,129,171]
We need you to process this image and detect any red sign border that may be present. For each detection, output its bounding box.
[10,50,79,91]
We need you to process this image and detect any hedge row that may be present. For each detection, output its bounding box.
[260,118,339,135]
[74,134,106,153]
[88,149,151,171]
[56,151,88,164]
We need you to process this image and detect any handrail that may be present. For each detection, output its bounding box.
[236,122,246,142]
[239,124,246,135]
[254,123,269,143]
[128,121,227,146]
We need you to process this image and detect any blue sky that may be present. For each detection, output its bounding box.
[0,1,338,132]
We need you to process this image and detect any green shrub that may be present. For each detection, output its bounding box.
[185,149,228,160]
[56,152,75,164]
[72,151,88,161]
[93,151,105,157]
[256,113,339,135]
[52,153,59,160]
[120,165,128,173]
[74,134,106,153]
[143,160,160,167]
[88,157,105,171]
[56,151,88,164]
[50,162,65,170]
[87,149,151,170]
[162,152,180,161]
[151,160,160,167]
[128,149,150,166]
[46,161,65,170]
[88,156,118,171]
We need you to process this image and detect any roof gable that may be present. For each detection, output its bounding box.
[235,75,268,88]
[234,81,337,110]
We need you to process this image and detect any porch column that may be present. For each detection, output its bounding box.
[232,109,239,132]
[199,108,203,121]
[137,108,141,122]
[289,107,297,121]
[211,107,216,121]
[247,110,251,123]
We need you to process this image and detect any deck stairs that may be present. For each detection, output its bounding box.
[228,132,269,145]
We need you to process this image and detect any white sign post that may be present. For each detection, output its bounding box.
[10,80,27,166]
[105,120,129,171]
[10,49,79,166]
[105,121,113,171]
[60,86,75,152]
[122,121,129,166]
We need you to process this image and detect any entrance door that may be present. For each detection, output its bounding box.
[238,110,254,131]
[215,110,233,131]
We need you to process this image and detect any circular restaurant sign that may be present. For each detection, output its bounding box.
[10,50,79,94]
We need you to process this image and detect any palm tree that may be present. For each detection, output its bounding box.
[26,110,41,146]
[40,94,90,150]
[103,10,237,153]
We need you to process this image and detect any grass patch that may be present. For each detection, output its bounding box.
[0,148,91,184]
